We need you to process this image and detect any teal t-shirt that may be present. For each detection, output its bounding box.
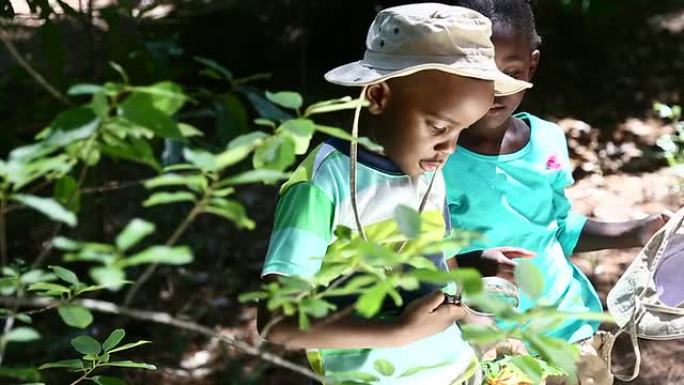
[263,138,478,385]
[443,112,602,343]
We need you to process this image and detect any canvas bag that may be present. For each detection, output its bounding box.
[606,207,684,381]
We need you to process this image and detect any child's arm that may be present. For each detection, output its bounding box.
[574,213,670,252]
[257,279,465,349]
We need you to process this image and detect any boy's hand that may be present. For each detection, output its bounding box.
[480,247,535,280]
[638,211,672,246]
[398,290,465,342]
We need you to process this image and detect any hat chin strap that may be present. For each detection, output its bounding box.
[349,85,442,248]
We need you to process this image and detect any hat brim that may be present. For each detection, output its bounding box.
[325,61,532,96]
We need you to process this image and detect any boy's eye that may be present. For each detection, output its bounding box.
[428,121,449,133]
[506,71,521,79]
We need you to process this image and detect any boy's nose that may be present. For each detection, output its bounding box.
[435,133,459,155]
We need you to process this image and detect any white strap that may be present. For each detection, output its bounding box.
[607,293,645,381]
[350,86,368,241]
[348,85,442,247]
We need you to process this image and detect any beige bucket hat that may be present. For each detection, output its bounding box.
[325,3,532,96]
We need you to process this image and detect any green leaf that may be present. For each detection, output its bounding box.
[0,367,41,381]
[374,359,396,376]
[115,218,155,251]
[109,62,129,84]
[460,324,508,345]
[314,124,383,152]
[103,329,126,352]
[46,108,100,147]
[131,81,186,115]
[16,313,32,324]
[279,119,315,154]
[194,56,233,81]
[183,147,216,171]
[102,361,156,370]
[253,135,296,171]
[90,375,127,385]
[515,260,545,300]
[393,205,421,239]
[265,91,303,110]
[254,118,276,128]
[524,332,579,380]
[221,169,290,186]
[143,191,196,207]
[28,282,71,295]
[305,96,368,116]
[237,291,269,303]
[50,266,79,286]
[58,305,94,329]
[39,359,84,370]
[178,123,203,138]
[214,145,253,170]
[106,340,152,354]
[120,96,182,139]
[53,175,80,212]
[144,173,207,192]
[509,356,543,385]
[67,84,106,96]
[123,246,193,266]
[11,194,76,227]
[20,269,52,284]
[227,131,268,150]
[356,283,387,318]
[52,236,80,251]
[87,266,127,290]
[71,335,101,355]
[4,327,40,342]
[241,87,292,121]
[203,199,255,229]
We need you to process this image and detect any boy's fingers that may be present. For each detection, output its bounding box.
[498,247,536,258]
[423,290,448,311]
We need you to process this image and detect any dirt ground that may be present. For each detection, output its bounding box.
[568,168,684,385]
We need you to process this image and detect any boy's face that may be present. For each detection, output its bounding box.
[474,27,540,130]
[367,70,494,177]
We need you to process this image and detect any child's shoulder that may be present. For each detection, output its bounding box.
[516,112,567,145]
[279,142,348,197]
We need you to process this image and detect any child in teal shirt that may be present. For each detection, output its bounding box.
[444,1,669,384]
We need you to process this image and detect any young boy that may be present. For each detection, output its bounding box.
[257,4,532,385]
[443,1,670,384]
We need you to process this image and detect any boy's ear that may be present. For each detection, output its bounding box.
[365,82,391,115]
[528,49,541,80]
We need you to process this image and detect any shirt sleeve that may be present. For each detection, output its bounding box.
[261,182,335,279]
[551,134,588,257]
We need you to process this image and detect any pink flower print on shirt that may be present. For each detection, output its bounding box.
[545,153,562,170]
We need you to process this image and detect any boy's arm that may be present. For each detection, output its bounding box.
[257,276,466,349]
[574,213,670,252]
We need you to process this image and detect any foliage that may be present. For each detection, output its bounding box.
[655,103,684,166]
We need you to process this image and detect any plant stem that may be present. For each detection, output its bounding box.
[32,134,97,269]
[0,196,7,269]
[0,23,71,105]
[69,367,94,385]
[0,296,325,383]
[123,195,207,306]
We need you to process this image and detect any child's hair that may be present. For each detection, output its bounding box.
[452,0,542,50]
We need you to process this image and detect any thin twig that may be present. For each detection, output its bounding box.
[0,197,7,268]
[0,24,71,105]
[32,135,97,269]
[0,296,325,383]
[80,179,144,194]
[123,201,205,306]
